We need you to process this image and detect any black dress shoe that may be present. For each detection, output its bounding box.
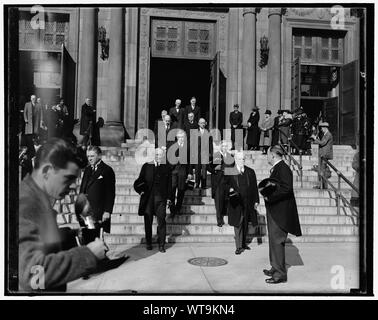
[159,246,166,253]
[265,277,287,284]
[263,269,274,277]
[146,244,153,250]
[242,245,251,250]
[235,248,243,255]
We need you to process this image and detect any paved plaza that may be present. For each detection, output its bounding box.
[68,242,359,294]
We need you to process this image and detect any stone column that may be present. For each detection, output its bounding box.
[77,8,97,116]
[75,8,97,143]
[102,7,126,146]
[124,8,138,138]
[225,8,239,129]
[241,8,258,123]
[267,8,283,114]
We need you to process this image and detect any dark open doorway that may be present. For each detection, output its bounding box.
[301,98,323,124]
[149,58,210,130]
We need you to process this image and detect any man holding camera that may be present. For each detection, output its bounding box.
[19,139,108,292]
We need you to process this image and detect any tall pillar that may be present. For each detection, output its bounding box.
[124,8,138,137]
[226,8,240,129]
[241,8,258,122]
[77,8,97,116]
[101,7,126,146]
[267,8,283,114]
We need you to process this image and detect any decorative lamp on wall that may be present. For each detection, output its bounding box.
[259,35,269,68]
[98,26,109,60]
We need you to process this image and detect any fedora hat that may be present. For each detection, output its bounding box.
[318,122,329,127]
[258,178,279,197]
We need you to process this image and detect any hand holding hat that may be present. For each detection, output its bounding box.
[258,178,279,198]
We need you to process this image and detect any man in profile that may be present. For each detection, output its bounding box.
[19,138,108,292]
[262,145,302,284]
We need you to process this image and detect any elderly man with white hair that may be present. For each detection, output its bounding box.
[224,150,259,254]
[169,99,184,129]
[168,129,193,218]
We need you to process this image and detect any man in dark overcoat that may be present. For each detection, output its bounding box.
[271,109,283,146]
[134,148,172,252]
[262,145,302,284]
[169,99,185,129]
[208,140,234,227]
[246,107,261,150]
[80,145,116,233]
[229,104,243,150]
[225,151,259,254]
[185,96,201,124]
[80,98,96,147]
[168,130,193,217]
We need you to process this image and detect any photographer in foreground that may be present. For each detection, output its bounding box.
[19,138,108,292]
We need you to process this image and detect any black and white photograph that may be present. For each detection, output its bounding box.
[3,1,373,301]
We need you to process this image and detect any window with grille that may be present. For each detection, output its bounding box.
[151,19,215,59]
[19,11,69,51]
[292,29,344,65]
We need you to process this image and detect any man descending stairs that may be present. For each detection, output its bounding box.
[56,142,359,245]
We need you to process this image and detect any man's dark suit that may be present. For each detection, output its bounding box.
[183,120,199,141]
[80,103,96,146]
[192,128,213,188]
[264,160,302,280]
[169,106,185,129]
[185,105,201,124]
[230,110,243,149]
[134,162,172,246]
[169,141,192,215]
[79,160,116,233]
[225,166,259,249]
[155,121,177,150]
[208,151,234,225]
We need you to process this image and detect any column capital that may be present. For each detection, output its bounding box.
[242,8,261,16]
[268,8,286,18]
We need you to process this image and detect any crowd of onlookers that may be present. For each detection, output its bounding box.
[19,95,103,179]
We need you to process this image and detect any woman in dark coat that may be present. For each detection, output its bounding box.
[246,107,260,150]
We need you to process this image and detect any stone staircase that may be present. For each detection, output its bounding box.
[56,142,359,245]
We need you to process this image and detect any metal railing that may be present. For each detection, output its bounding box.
[319,156,359,225]
[276,129,303,188]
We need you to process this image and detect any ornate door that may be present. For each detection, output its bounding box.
[291,57,301,111]
[340,60,359,145]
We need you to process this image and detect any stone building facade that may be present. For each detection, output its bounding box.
[17,6,363,146]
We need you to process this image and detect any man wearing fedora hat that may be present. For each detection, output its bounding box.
[262,145,302,284]
[312,122,333,189]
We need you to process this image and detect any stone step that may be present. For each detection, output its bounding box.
[112,195,346,207]
[112,179,353,189]
[105,223,357,236]
[103,233,359,245]
[110,204,352,215]
[107,170,354,179]
[60,221,357,237]
[58,213,357,226]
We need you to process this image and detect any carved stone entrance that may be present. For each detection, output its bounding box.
[137,8,228,131]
